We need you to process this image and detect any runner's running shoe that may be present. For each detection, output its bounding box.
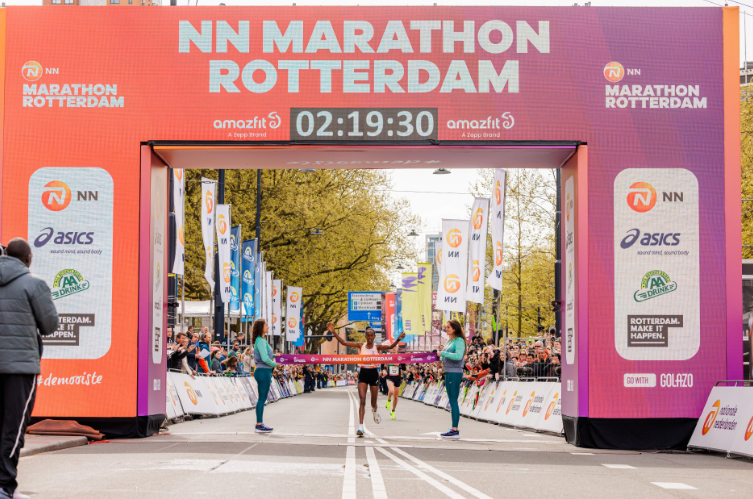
[386,400,391,410]
[12,492,30,499]
[390,411,396,420]
[356,429,364,437]
[254,424,273,433]
[440,429,460,440]
[372,409,381,424]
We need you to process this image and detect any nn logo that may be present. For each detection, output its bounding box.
[627,181,683,213]
[41,180,98,212]
[444,274,461,294]
[222,262,231,283]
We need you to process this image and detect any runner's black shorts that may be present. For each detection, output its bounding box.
[387,375,402,386]
[358,368,380,386]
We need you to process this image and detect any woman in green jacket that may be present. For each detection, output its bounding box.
[252,319,277,433]
[439,319,467,440]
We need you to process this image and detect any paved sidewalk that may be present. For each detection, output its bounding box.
[20,435,88,458]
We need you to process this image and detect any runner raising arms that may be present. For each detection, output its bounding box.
[328,323,405,436]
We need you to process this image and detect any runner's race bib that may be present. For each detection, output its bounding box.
[389,366,399,376]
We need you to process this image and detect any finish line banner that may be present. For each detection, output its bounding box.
[276,352,439,365]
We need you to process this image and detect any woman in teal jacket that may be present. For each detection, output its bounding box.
[439,319,467,440]
[252,319,277,433]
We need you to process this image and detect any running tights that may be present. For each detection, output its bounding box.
[254,368,272,424]
[445,372,463,428]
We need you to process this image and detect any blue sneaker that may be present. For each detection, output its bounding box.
[254,424,273,433]
[440,429,460,440]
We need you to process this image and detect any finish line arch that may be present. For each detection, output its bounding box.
[0,6,741,448]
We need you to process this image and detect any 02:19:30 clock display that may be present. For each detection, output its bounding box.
[289,108,438,141]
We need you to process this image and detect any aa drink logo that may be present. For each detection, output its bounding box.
[702,400,721,435]
[230,260,239,278]
[22,61,43,81]
[243,292,253,309]
[51,268,90,301]
[545,392,559,420]
[473,208,484,230]
[42,181,72,211]
[634,270,677,302]
[447,229,462,248]
[184,382,198,405]
[205,190,214,214]
[627,182,657,213]
[522,391,535,417]
[243,246,255,261]
[472,260,480,282]
[604,62,624,83]
[444,274,461,293]
[217,214,227,234]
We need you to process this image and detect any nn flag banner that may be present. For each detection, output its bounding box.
[200,178,216,292]
[286,286,302,341]
[272,279,282,336]
[488,169,507,291]
[436,219,469,313]
[401,273,420,336]
[229,225,241,312]
[172,169,185,275]
[241,239,256,321]
[417,263,432,333]
[467,197,490,304]
[216,205,231,303]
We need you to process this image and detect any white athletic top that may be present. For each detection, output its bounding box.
[360,343,379,369]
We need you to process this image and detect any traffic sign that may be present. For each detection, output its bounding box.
[348,291,382,321]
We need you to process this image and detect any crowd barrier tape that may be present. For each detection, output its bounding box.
[166,371,304,420]
[688,382,753,458]
[400,379,564,434]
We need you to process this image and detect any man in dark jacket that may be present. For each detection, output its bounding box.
[0,238,58,499]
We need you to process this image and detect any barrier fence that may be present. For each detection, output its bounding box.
[687,381,753,459]
[399,378,564,434]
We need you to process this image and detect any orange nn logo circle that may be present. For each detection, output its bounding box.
[745,415,753,441]
[217,214,227,234]
[447,229,462,248]
[184,382,198,405]
[42,180,72,211]
[627,182,656,213]
[604,62,624,82]
[495,180,502,206]
[437,248,443,265]
[22,61,43,81]
[290,291,299,302]
[178,225,184,245]
[702,400,721,436]
[175,169,183,181]
[472,260,480,282]
[495,241,503,266]
[205,190,214,214]
[223,262,231,283]
[288,318,297,328]
[444,274,461,293]
[473,208,484,230]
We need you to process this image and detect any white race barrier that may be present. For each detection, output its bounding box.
[688,382,753,456]
[399,379,564,434]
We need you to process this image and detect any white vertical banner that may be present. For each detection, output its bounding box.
[435,239,450,320]
[286,287,302,341]
[272,279,282,336]
[487,169,507,291]
[266,270,273,327]
[200,178,217,292]
[564,176,576,365]
[466,197,490,304]
[435,219,469,313]
[216,204,231,304]
[172,169,185,275]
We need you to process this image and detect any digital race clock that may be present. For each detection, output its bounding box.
[290,108,438,141]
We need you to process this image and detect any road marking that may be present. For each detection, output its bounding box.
[651,483,697,490]
[343,391,357,499]
[365,446,388,499]
[375,447,467,499]
[359,392,494,499]
[601,464,636,469]
[571,452,595,455]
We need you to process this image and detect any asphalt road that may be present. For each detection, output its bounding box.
[17,387,753,498]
